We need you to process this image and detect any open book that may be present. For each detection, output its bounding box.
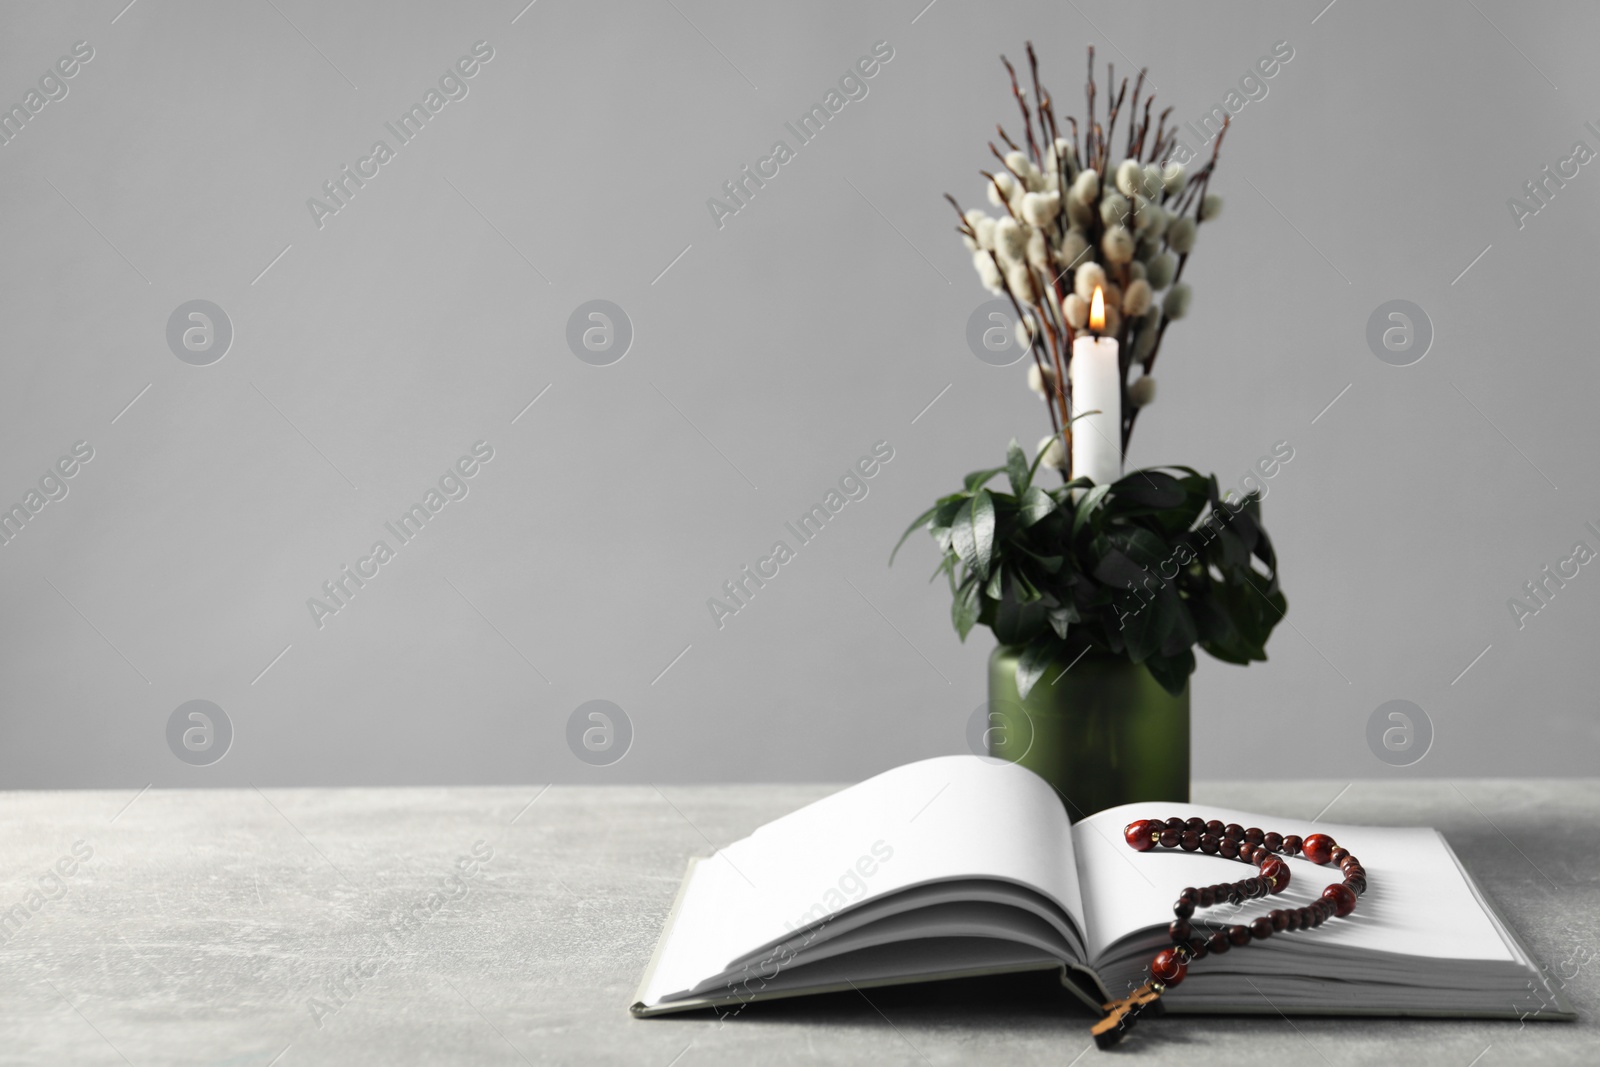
[633,756,1574,1020]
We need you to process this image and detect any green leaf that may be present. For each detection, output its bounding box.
[969,489,997,578]
[1018,485,1057,527]
[1012,567,1043,603]
[951,575,981,640]
[1017,545,1064,573]
[933,495,967,526]
[1162,598,1199,657]
[1047,606,1073,639]
[993,591,1048,645]
[1119,588,1163,663]
[1005,439,1031,496]
[1144,648,1195,696]
[1110,470,1185,510]
[1091,548,1146,590]
[890,501,942,565]
[1110,526,1168,568]
[963,467,1006,493]
[1017,636,1066,699]
[985,565,1005,601]
[949,507,978,571]
[1072,483,1111,535]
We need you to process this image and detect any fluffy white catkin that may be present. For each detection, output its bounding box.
[989,172,1018,208]
[1101,225,1135,265]
[1027,362,1056,398]
[1064,292,1089,329]
[1122,279,1153,316]
[1167,216,1197,254]
[1021,191,1062,227]
[1073,262,1107,301]
[1163,282,1192,320]
[1037,433,1067,471]
[995,217,1027,264]
[1115,159,1143,197]
[972,250,1003,293]
[1146,252,1176,290]
[1007,263,1039,304]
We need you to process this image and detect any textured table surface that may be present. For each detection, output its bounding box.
[0,779,1594,1066]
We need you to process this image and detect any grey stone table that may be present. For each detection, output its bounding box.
[0,780,1595,1066]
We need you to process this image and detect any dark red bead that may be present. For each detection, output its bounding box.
[1242,877,1262,898]
[1159,828,1181,848]
[1174,898,1195,918]
[1227,924,1250,946]
[1249,846,1269,865]
[1301,833,1335,865]
[1250,917,1274,939]
[1184,817,1206,833]
[1346,873,1367,896]
[1125,820,1156,852]
[1243,827,1264,845]
[1263,832,1283,853]
[1322,882,1358,918]
[1260,857,1290,895]
[1285,909,1300,931]
[1198,886,1215,907]
[1270,909,1289,932]
[1200,833,1220,854]
[1205,820,1225,835]
[1151,947,1186,987]
[1330,847,1350,866]
[1179,886,1198,903]
[1310,907,1326,927]
[1224,824,1244,839]
[1165,817,1187,831]
[1297,906,1314,927]
[1340,855,1362,872]
[1187,936,1209,960]
[1180,831,1200,851]
[1207,931,1231,954]
[1170,918,1193,942]
[1218,838,1239,859]
[1282,834,1302,856]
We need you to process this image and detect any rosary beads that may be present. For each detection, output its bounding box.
[1091,816,1368,1048]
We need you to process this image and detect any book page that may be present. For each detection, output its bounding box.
[1072,802,1518,968]
[638,755,1083,1007]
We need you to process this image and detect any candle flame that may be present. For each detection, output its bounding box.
[1089,286,1105,332]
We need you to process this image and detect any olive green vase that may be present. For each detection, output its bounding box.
[986,645,1189,821]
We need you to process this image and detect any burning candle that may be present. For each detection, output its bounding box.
[1069,286,1123,486]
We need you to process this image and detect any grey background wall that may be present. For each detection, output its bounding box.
[1,0,1595,788]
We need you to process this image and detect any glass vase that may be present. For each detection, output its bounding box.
[986,644,1190,821]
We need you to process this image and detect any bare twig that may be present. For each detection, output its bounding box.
[1124,114,1230,454]
[1125,69,1146,158]
[1103,73,1126,172]
[1026,42,1048,167]
[1085,45,1096,169]
[1002,55,1040,164]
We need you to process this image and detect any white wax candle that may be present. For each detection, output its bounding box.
[1069,331,1123,487]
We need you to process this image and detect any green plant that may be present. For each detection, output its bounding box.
[892,440,1285,698]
